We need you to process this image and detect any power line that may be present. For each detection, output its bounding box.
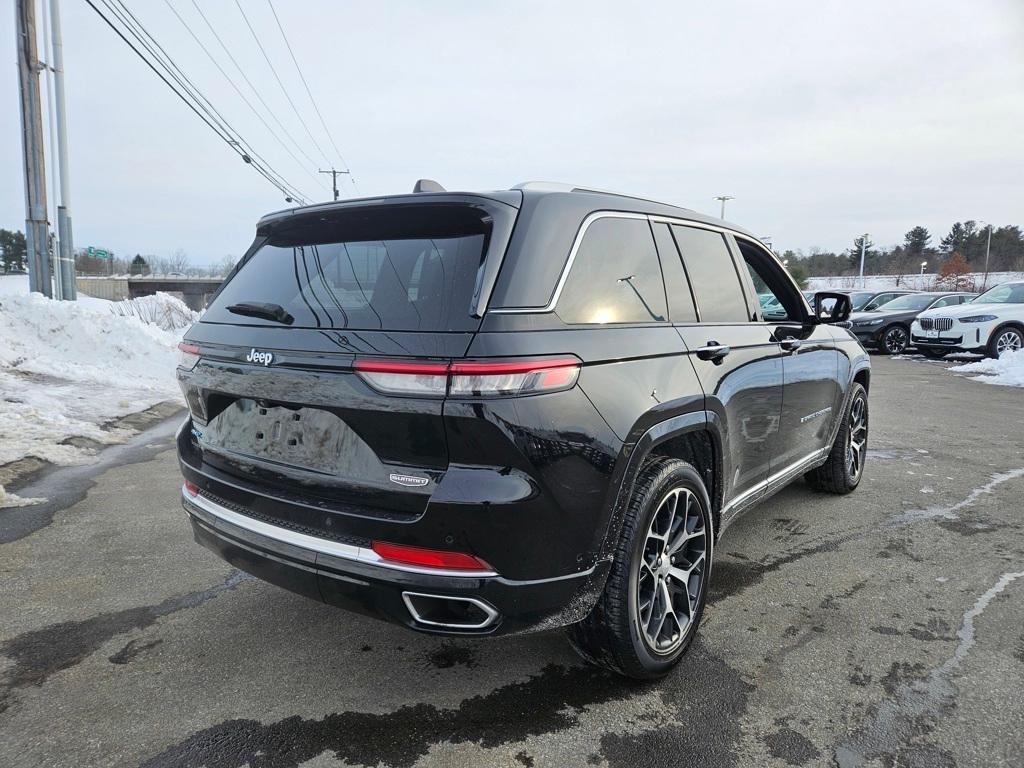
[188,0,323,175]
[83,0,308,203]
[160,0,327,193]
[101,0,308,203]
[266,0,359,195]
[102,0,304,202]
[232,0,332,168]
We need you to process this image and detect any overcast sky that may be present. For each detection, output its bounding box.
[3,0,1023,265]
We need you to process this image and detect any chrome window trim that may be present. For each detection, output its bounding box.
[183,487,499,577]
[489,211,773,316]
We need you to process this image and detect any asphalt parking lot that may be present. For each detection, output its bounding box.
[1,354,1022,768]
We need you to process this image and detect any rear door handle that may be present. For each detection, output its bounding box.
[779,338,802,352]
[695,342,731,363]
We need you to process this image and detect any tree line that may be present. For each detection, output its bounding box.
[0,228,237,278]
[782,221,1024,280]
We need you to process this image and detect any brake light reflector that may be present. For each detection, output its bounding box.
[183,481,199,497]
[177,342,201,371]
[371,541,494,572]
[353,357,580,398]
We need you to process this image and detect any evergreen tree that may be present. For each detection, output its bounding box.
[903,226,931,256]
[941,223,967,254]
[0,229,28,273]
[130,254,149,276]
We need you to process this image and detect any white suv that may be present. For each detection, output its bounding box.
[911,280,1024,359]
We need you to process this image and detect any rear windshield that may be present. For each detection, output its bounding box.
[204,204,491,331]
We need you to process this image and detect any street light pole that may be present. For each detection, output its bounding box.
[858,233,868,289]
[982,223,992,292]
[714,195,734,219]
[49,0,76,299]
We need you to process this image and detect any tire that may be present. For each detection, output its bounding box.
[880,324,910,355]
[920,347,948,360]
[568,458,712,680]
[805,382,868,494]
[986,325,1023,359]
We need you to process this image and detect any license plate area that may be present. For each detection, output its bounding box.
[200,399,366,476]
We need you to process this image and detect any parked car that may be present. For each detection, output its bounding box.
[849,292,976,354]
[911,280,1024,359]
[842,289,918,312]
[176,181,869,680]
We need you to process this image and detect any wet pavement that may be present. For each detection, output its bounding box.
[1,355,1022,767]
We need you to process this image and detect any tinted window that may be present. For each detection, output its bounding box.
[874,294,937,311]
[557,217,667,324]
[205,205,489,331]
[671,225,749,322]
[930,295,961,309]
[848,292,875,310]
[651,222,697,322]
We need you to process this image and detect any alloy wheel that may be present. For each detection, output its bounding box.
[636,487,708,655]
[995,329,1023,355]
[884,326,908,354]
[846,393,868,480]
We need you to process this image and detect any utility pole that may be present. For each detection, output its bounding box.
[858,233,869,289]
[49,0,76,299]
[319,168,350,201]
[714,195,734,219]
[15,0,52,297]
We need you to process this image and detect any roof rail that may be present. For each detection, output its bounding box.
[513,181,693,212]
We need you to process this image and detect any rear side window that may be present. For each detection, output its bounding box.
[556,217,667,324]
[671,225,749,322]
[204,205,490,331]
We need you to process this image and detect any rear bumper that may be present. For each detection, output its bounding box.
[183,487,609,636]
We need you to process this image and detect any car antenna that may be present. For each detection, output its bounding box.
[413,179,446,193]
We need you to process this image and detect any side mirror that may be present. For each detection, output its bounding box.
[814,291,852,323]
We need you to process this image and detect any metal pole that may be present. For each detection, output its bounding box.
[858,234,868,289]
[714,195,734,219]
[15,0,51,297]
[982,224,992,292]
[50,0,76,299]
[40,0,62,299]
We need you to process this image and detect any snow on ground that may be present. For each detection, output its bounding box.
[949,349,1024,388]
[0,275,192,478]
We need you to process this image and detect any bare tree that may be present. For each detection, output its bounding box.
[215,254,238,277]
[167,249,190,275]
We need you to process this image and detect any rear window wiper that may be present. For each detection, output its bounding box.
[226,302,294,325]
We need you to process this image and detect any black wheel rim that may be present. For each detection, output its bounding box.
[846,393,868,479]
[636,487,708,655]
[884,327,908,354]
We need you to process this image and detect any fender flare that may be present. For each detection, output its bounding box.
[595,410,724,565]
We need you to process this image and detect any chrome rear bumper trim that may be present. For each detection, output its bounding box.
[182,486,498,578]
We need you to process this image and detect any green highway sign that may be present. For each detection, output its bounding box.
[87,246,110,259]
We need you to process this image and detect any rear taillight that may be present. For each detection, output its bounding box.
[183,481,199,497]
[371,541,494,572]
[177,342,200,371]
[352,360,449,396]
[449,358,580,397]
[353,357,581,398]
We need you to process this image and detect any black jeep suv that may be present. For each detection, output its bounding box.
[176,181,869,679]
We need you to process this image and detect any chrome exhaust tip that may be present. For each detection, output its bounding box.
[401,591,499,630]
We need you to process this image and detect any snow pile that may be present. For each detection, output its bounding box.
[949,349,1024,388]
[0,291,186,467]
[107,292,200,331]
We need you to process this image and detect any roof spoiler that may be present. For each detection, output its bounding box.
[413,179,446,193]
